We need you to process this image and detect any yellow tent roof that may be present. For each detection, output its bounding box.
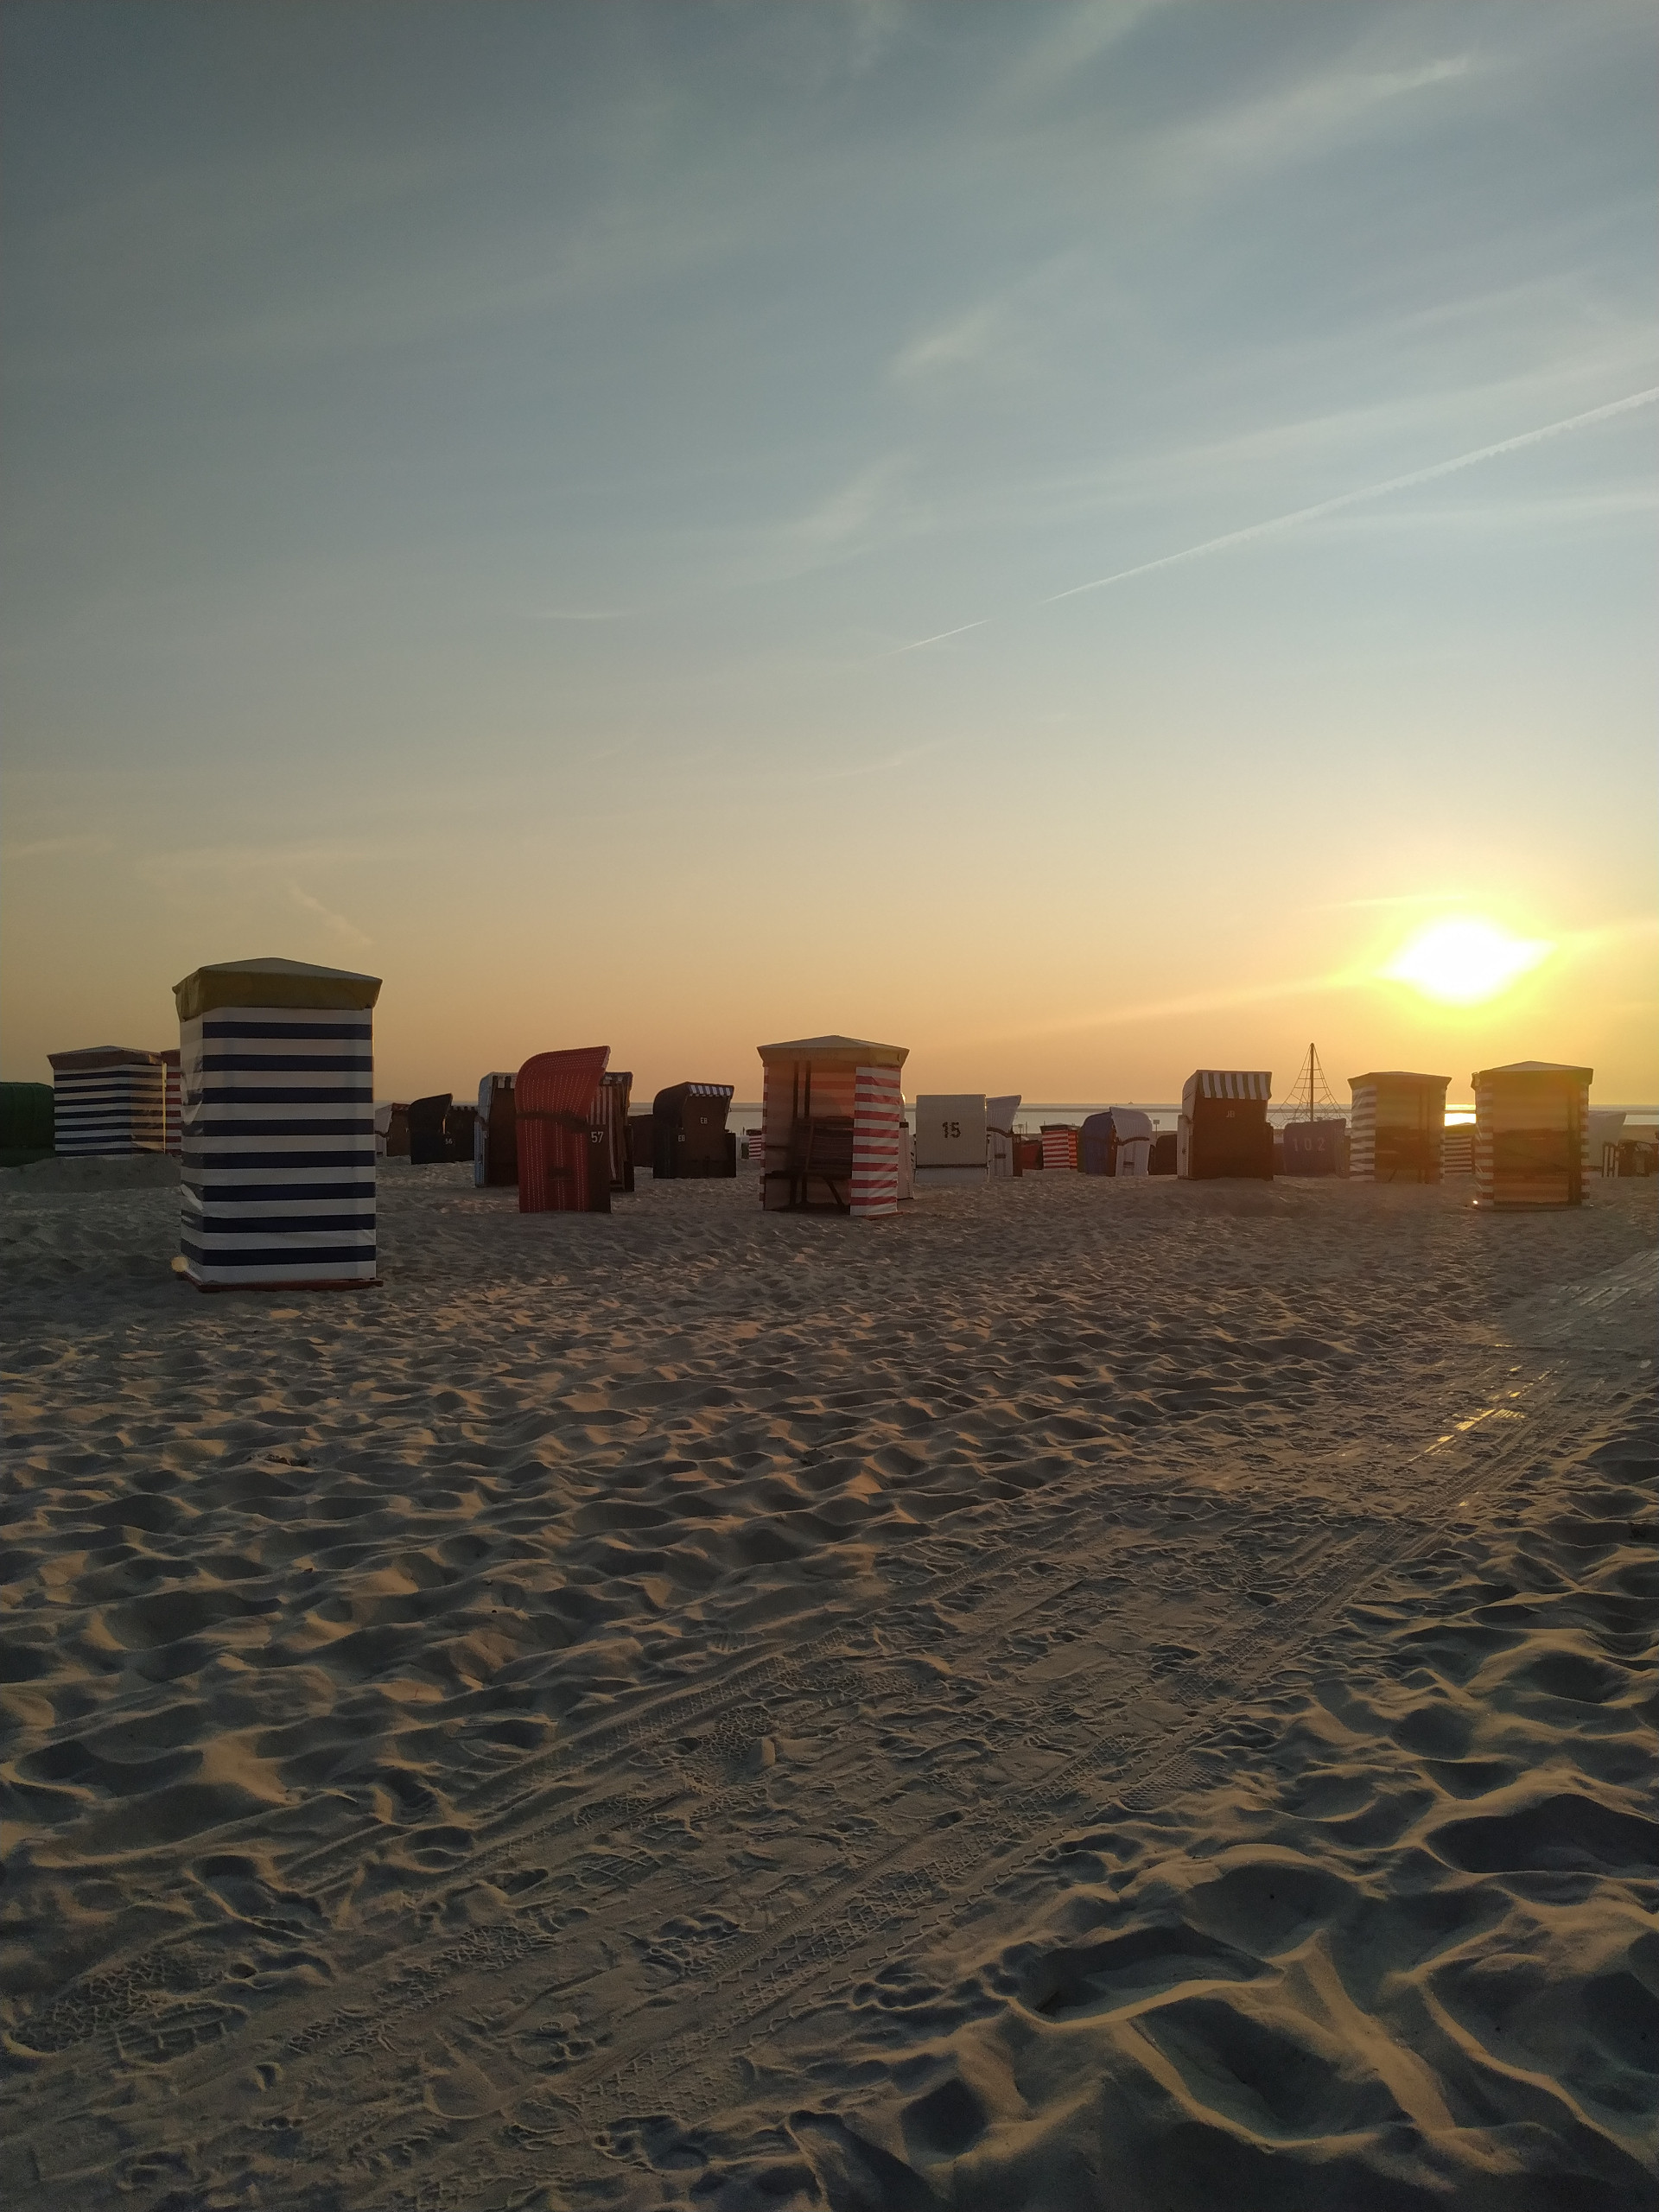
[174,956,382,1021]
[757,1033,908,1070]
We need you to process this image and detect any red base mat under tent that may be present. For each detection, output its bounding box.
[517,1046,613,1213]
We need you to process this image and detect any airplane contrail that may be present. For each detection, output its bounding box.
[897,383,1659,648]
[1046,383,1659,603]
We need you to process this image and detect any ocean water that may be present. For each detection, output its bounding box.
[722,1099,1658,1135]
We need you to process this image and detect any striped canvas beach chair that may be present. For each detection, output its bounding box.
[173,956,381,1289]
[652,1084,736,1178]
[516,1046,612,1213]
[1177,1071,1273,1179]
[48,1046,167,1156]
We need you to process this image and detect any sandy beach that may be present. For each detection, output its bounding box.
[2,1162,1655,2210]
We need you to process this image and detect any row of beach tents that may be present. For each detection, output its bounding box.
[9,956,1648,1294]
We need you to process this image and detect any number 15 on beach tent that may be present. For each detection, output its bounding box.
[173,956,381,1290]
[913,1094,988,1188]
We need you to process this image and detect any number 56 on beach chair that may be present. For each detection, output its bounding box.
[515,1046,613,1214]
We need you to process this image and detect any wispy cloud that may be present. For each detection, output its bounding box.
[287,883,374,950]
[0,833,115,862]
[523,607,631,624]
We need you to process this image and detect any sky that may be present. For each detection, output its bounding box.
[3,0,1656,1107]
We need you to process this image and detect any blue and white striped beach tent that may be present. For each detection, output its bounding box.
[174,956,383,1290]
[48,1046,166,1156]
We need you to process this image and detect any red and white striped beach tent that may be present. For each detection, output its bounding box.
[1178,1070,1273,1179]
[1347,1071,1449,1183]
[1040,1124,1078,1172]
[1473,1059,1592,1209]
[516,1046,612,1214]
[755,1034,908,1217]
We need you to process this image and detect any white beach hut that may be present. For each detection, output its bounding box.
[913,1094,988,1188]
[174,956,382,1289]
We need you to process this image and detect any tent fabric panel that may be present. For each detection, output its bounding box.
[178,1004,377,1287]
[48,1046,163,1073]
[1183,1069,1273,1107]
[174,957,382,1023]
[849,1065,903,1217]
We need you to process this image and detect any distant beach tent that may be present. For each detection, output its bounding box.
[1586,1109,1626,1176]
[49,1046,166,1157]
[914,1095,988,1188]
[1040,1124,1078,1172]
[160,1048,182,1156]
[1,1082,54,1166]
[1179,1071,1273,1179]
[988,1095,1021,1178]
[1080,1109,1155,1177]
[1148,1132,1178,1175]
[756,1034,908,1216]
[516,1046,612,1213]
[173,955,380,1289]
[1282,1118,1349,1178]
[1348,1072,1448,1184]
[652,1084,736,1178]
[1442,1123,1475,1177]
[1474,1060,1592,1209]
[407,1093,451,1166]
[600,1071,634,1192]
[474,1073,518,1186]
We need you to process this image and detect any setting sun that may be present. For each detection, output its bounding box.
[1382,917,1555,1005]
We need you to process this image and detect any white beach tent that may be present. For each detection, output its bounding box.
[1109,1108,1155,1175]
[174,955,382,1289]
[913,1094,988,1188]
[988,1096,1021,1178]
